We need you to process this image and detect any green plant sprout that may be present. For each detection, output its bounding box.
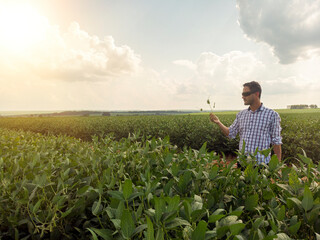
[207,98,215,112]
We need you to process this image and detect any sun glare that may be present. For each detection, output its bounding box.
[0,3,48,53]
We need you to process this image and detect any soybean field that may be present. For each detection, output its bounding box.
[0,109,320,239]
[0,109,319,161]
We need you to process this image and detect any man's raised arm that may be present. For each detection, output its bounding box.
[210,113,230,136]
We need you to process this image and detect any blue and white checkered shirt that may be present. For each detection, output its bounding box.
[228,104,282,164]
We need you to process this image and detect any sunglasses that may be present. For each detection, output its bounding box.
[242,91,255,97]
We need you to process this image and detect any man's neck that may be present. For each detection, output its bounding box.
[250,101,262,112]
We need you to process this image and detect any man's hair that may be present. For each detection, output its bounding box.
[243,81,262,99]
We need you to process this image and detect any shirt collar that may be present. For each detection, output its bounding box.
[248,103,264,112]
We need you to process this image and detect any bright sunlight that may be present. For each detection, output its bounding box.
[0,3,48,53]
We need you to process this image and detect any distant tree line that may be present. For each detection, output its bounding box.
[288,104,318,109]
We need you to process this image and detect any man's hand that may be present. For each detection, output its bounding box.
[210,113,220,124]
[210,113,229,136]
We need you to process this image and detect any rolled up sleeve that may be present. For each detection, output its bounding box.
[228,114,239,139]
[270,112,282,145]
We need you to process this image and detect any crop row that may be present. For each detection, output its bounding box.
[1,128,320,239]
[0,111,319,162]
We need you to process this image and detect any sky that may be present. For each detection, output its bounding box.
[0,0,319,111]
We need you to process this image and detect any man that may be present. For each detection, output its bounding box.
[210,81,282,164]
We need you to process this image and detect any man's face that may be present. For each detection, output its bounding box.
[242,86,255,105]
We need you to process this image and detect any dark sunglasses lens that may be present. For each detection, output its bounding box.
[242,92,251,97]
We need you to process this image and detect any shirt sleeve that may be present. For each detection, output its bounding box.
[228,113,240,139]
[270,112,282,145]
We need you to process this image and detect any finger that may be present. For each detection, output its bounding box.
[212,115,219,121]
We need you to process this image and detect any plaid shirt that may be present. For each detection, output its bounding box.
[228,104,282,164]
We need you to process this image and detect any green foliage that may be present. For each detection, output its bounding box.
[0,127,320,239]
[0,110,319,162]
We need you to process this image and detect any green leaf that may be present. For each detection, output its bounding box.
[155,228,164,240]
[220,216,238,226]
[61,206,75,218]
[123,179,133,200]
[121,209,135,239]
[264,236,277,240]
[87,228,113,240]
[165,153,173,165]
[277,205,286,221]
[260,148,272,158]
[208,209,227,223]
[171,162,179,177]
[276,233,291,239]
[199,142,207,156]
[87,228,99,240]
[245,194,258,211]
[263,189,274,200]
[302,186,313,211]
[297,153,313,165]
[192,220,207,240]
[108,190,124,200]
[146,216,154,240]
[14,228,19,240]
[307,205,320,224]
[133,224,147,236]
[212,208,227,215]
[92,197,102,216]
[116,201,125,219]
[191,209,207,222]
[166,195,180,213]
[270,220,278,232]
[135,203,144,220]
[128,192,144,202]
[164,179,174,195]
[257,229,265,239]
[77,185,91,195]
[208,214,225,223]
[33,199,42,213]
[183,200,192,221]
[287,197,302,211]
[166,217,191,229]
[111,219,121,230]
[268,155,279,171]
[209,165,219,180]
[216,226,229,239]
[276,184,293,194]
[155,196,166,223]
[230,206,244,217]
[288,170,300,190]
[178,171,192,194]
[230,223,245,236]
[192,194,203,211]
[252,217,264,229]
[288,221,301,235]
[233,235,247,240]
[290,215,298,226]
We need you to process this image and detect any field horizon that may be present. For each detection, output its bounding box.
[1,107,319,117]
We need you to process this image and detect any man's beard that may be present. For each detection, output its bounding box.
[244,99,252,105]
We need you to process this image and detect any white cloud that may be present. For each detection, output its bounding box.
[237,0,320,64]
[1,46,319,110]
[173,59,197,70]
[0,21,141,81]
[172,51,265,96]
[170,50,320,109]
